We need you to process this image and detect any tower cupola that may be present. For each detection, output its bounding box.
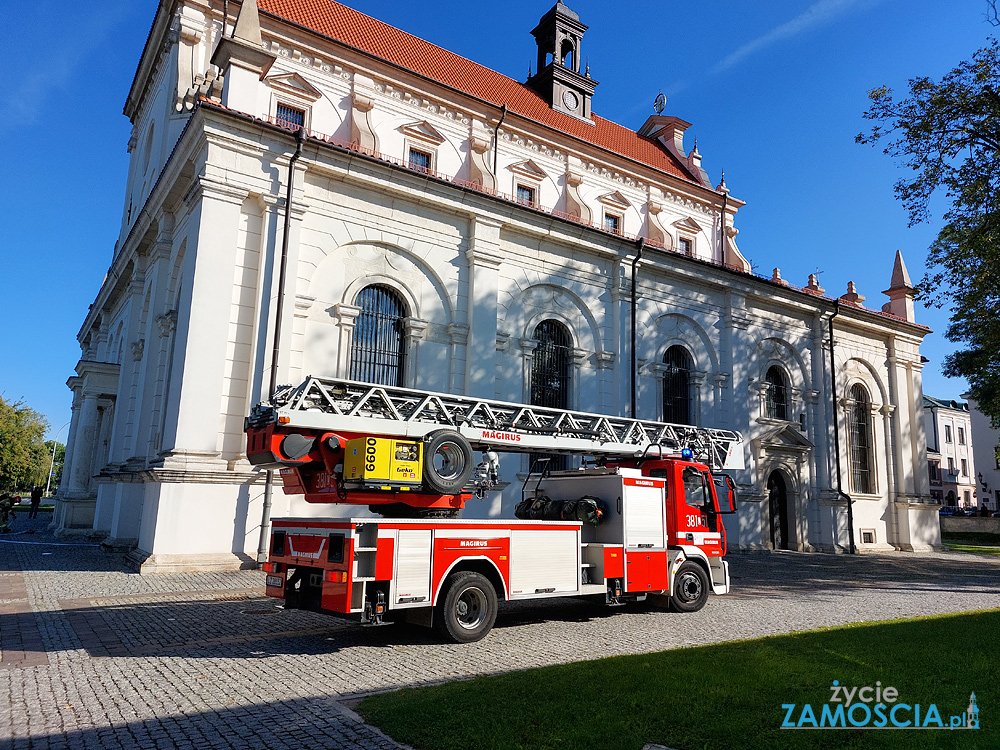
[526,1,598,122]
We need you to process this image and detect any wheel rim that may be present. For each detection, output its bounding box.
[433,443,467,481]
[455,587,487,630]
[677,571,703,602]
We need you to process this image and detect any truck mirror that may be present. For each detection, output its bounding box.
[712,474,739,514]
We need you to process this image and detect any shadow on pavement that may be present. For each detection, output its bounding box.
[3,692,398,750]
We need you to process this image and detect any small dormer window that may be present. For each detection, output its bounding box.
[516,184,536,206]
[679,237,693,257]
[276,103,305,130]
[603,213,621,235]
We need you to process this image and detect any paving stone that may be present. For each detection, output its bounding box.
[2,515,1000,749]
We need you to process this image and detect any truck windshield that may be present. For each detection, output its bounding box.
[682,467,708,507]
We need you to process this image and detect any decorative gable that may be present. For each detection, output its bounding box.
[264,72,322,101]
[673,216,702,232]
[508,159,548,181]
[597,190,631,210]
[399,120,447,145]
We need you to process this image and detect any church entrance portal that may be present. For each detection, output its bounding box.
[767,471,791,550]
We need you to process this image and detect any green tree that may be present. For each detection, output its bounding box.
[0,396,50,492]
[856,38,1000,426]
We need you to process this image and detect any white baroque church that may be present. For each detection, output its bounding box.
[55,0,941,571]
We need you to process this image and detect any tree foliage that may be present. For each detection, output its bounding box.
[857,38,1000,425]
[0,396,50,492]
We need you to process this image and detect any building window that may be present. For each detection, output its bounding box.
[948,457,956,474]
[516,184,536,206]
[349,285,407,387]
[944,424,952,443]
[276,103,305,130]
[679,237,693,256]
[530,320,572,471]
[961,458,968,477]
[603,213,622,234]
[763,366,788,420]
[928,460,941,484]
[849,384,876,494]
[407,147,432,173]
[964,490,971,505]
[958,427,965,445]
[663,346,692,425]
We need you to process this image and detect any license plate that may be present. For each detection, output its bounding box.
[266,575,284,588]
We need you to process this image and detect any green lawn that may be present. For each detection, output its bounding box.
[942,532,1000,556]
[358,610,996,750]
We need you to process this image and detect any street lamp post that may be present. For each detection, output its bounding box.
[45,422,71,497]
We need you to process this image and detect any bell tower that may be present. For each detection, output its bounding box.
[526,1,598,123]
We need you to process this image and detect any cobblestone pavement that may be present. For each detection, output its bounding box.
[2,511,999,749]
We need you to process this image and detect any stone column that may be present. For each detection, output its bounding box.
[67,394,101,496]
[404,318,429,389]
[334,304,361,377]
[690,371,707,426]
[596,351,615,413]
[466,217,503,398]
[58,384,84,498]
[570,348,589,410]
[162,178,245,458]
[519,338,538,405]
[448,324,470,394]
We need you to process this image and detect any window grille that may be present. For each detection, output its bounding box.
[679,237,693,256]
[516,185,535,205]
[276,103,305,130]
[408,148,432,173]
[662,346,692,424]
[849,384,875,494]
[603,214,621,234]
[349,285,407,387]
[764,366,788,420]
[530,320,572,471]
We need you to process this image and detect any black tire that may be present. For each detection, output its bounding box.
[423,430,474,495]
[435,571,498,643]
[670,561,709,613]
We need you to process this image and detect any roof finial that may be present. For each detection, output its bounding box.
[231,0,263,45]
[585,57,590,77]
[528,62,532,78]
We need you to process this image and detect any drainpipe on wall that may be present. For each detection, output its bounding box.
[828,301,856,553]
[630,238,646,419]
[257,126,306,565]
[492,104,508,185]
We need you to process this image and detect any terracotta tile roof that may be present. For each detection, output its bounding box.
[257,0,697,183]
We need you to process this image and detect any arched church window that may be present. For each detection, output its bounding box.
[530,320,572,471]
[849,384,876,494]
[764,366,788,420]
[350,285,407,387]
[663,346,692,424]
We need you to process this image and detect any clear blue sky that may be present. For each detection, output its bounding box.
[0,0,992,440]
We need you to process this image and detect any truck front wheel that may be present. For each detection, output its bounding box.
[436,571,498,643]
[671,562,709,613]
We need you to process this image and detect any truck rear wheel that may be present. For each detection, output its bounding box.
[435,571,497,643]
[423,430,474,495]
[670,562,709,613]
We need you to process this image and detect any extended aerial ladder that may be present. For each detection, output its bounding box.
[245,376,744,514]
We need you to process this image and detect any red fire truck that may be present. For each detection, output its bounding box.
[245,377,743,642]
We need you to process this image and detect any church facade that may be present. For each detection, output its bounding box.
[54,0,940,571]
